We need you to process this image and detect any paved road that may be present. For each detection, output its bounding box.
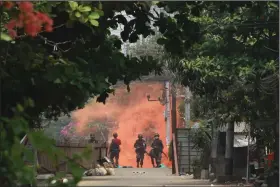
[37,168,252,187]
[78,168,208,187]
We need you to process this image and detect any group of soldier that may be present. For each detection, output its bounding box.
[109,132,164,168]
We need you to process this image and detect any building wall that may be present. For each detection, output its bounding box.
[216,132,247,177]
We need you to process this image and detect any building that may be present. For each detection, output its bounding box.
[216,122,255,178]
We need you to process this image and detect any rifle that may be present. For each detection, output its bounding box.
[150,148,168,159]
[135,147,148,154]
[144,150,150,156]
[161,151,168,158]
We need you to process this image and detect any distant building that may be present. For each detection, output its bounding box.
[216,122,255,178]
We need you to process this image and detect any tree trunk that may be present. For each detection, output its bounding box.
[225,122,234,176]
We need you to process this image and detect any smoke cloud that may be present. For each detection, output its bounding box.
[71,82,171,168]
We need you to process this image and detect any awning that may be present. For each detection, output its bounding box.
[234,134,255,147]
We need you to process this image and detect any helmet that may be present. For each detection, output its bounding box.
[154,133,159,138]
[138,134,143,139]
[113,133,118,138]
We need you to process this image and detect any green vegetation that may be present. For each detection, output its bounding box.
[0,1,279,186]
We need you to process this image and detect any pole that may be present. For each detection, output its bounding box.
[165,81,171,147]
[184,87,191,128]
[172,133,179,175]
[246,125,251,184]
[225,122,234,175]
[210,124,218,177]
[171,85,177,174]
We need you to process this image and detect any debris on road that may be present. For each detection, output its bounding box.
[83,163,115,176]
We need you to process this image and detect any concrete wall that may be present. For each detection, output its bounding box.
[216,132,247,177]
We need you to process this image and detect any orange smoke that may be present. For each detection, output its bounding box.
[72,82,172,168]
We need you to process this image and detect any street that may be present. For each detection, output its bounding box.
[78,168,208,187]
[77,168,250,187]
[37,168,253,187]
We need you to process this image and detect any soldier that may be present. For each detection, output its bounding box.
[150,133,164,168]
[109,133,121,168]
[134,134,147,168]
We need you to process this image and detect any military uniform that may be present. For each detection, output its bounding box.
[150,134,163,167]
[134,135,146,168]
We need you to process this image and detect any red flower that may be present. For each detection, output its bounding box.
[25,23,38,36]
[8,30,17,38]
[6,20,17,30]
[44,25,53,32]
[36,12,48,21]
[45,18,53,26]
[3,2,14,9]
[4,1,54,38]
[18,2,33,12]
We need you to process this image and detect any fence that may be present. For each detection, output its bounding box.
[176,128,202,174]
[22,136,108,174]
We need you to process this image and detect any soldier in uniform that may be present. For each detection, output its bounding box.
[150,133,164,168]
[134,134,147,168]
[109,133,121,168]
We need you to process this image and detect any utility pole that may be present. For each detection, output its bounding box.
[246,125,251,184]
[210,122,218,179]
[225,122,234,176]
[146,81,171,147]
[171,85,177,174]
[184,87,191,128]
[165,81,171,147]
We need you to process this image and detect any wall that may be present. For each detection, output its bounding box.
[216,132,247,177]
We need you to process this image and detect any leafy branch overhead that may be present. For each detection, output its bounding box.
[156,1,278,125]
[0,1,279,187]
[67,1,103,26]
[0,1,161,186]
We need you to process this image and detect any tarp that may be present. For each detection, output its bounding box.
[234,134,255,147]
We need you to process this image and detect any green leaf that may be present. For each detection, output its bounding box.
[98,2,102,10]
[268,2,278,9]
[75,11,82,18]
[68,161,83,182]
[16,104,24,112]
[96,10,104,16]
[88,12,100,20]
[76,57,89,64]
[28,132,55,154]
[0,32,12,41]
[79,16,88,23]
[90,19,99,26]
[78,5,91,12]
[54,78,62,84]
[69,1,78,10]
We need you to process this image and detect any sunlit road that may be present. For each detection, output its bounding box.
[37,168,252,187]
[77,168,247,187]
